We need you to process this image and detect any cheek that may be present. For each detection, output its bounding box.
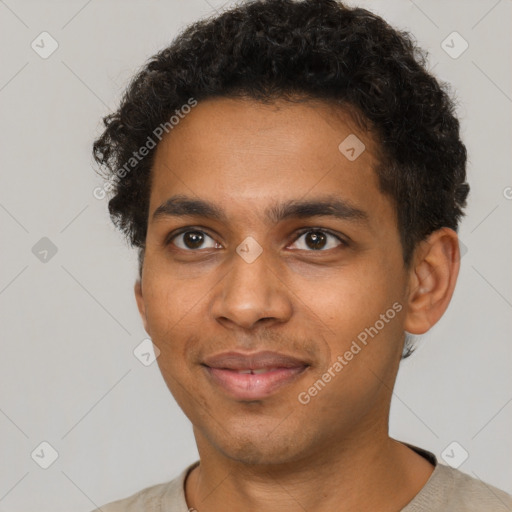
[299,263,400,331]
[296,270,404,419]
[142,272,205,353]
[143,275,205,403]
[293,259,406,381]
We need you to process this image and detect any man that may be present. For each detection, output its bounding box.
[91,0,512,510]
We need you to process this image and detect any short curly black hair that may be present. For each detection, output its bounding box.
[93,0,469,273]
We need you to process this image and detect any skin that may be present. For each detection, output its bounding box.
[134,97,460,511]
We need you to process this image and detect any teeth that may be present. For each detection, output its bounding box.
[236,368,277,374]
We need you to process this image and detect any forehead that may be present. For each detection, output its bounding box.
[148,97,390,226]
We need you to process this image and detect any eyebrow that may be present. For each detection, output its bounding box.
[152,194,369,225]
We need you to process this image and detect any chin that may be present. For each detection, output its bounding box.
[222,441,299,466]
[204,418,313,466]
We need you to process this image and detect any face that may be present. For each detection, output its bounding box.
[136,97,411,464]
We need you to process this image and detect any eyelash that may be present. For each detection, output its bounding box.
[165,226,348,252]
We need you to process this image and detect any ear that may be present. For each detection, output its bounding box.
[403,227,461,335]
[134,279,149,334]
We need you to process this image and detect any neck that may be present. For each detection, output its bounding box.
[185,423,434,512]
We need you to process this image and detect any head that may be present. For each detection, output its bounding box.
[93,0,468,465]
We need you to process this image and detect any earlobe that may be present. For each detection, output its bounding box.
[134,279,149,334]
[403,228,460,335]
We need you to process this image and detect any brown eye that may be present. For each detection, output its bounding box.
[170,230,219,250]
[183,231,205,249]
[305,231,327,250]
[290,229,344,251]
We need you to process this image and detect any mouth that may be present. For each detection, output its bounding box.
[201,351,310,401]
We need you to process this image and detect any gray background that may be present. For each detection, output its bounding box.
[0,0,511,510]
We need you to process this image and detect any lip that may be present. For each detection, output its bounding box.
[202,351,310,401]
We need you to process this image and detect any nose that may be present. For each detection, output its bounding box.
[210,248,293,331]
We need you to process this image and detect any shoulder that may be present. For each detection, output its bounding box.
[89,462,198,512]
[407,462,512,512]
[90,480,172,512]
[443,464,512,511]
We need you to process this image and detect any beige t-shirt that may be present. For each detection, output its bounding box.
[92,446,512,511]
